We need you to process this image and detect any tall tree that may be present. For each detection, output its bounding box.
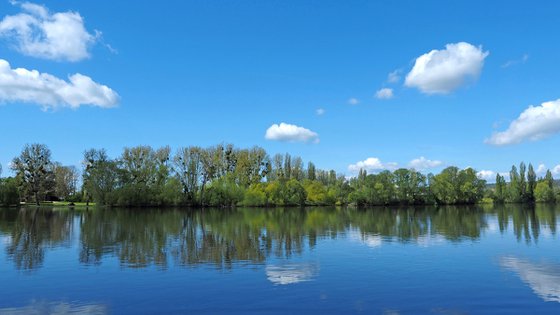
[307,162,316,181]
[291,156,304,181]
[272,153,284,180]
[509,165,521,203]
[527,163,536,202]
[519,162,527,201]
[173,147,203,203]
[83,148,120,205]
[284,153,292,180]
[545,170,554,189]
[11,144,55,205]
[53,164,79,201]
[494,174,506,203]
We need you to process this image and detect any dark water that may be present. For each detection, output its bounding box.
[0,205,559,314]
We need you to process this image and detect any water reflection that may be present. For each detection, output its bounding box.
[266,262,319,285]
[500,256,560,303]
[0,208,73,270]
[0,205,558,271]
[0,300,107,315]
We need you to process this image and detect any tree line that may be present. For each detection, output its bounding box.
[0,143,558,207]
[492,162,557,203]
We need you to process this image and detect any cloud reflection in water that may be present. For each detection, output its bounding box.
[266,263,319,285]
[0,300,107,315]
[500,256,560,303]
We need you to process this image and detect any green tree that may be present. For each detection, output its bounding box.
[527,163,537,202]
[243,183,268,206]
[0,177,20,206]
[494,173,506,203]
[173,146,203,204]
[519,162,527,201]
[285,179,307,206]
[534,181,555,203]
[508,165,521,203]
[83,148,120,206]
[545,170,554,189]
[307,162,316,181]
[11,144,55,205]
[430,167,460,204]
[53,164,79,201]
[303,180,328,205]
[430,167,485,204]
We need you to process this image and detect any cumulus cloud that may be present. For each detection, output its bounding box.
[348,157,398,173]
[0,1,98,61]
[0,59,119,109]
[348,97,359,105]
[405,42,489,94]
[536,164,547,175]
[375,88,393,100]
[265,123,319,143]
[485,99,560,146]
[316,108,325,116]
[476,170,495,181]
[408,156,443,170]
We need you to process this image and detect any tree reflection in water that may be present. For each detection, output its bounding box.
[0,208,73,270]
[0,205,557,271]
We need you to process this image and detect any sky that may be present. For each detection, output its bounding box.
[1,0,560,181]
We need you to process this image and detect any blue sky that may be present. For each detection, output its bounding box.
[1,0,560,181]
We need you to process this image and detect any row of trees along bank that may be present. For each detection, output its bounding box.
[0,144,558,207]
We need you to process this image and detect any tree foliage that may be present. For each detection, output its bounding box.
[11,144,55,205]
[4,144,560,208]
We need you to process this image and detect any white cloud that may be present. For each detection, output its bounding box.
[476,170,495,181]
[0,2,98,61]
[408,156,443,170]
[0,59,119,109]
[375,88,393,100]
[315,108,325,116]
[552,165,560,176]
[499,172,510,181]
[348,97,359,105]
[405,42,489,94]
[387,70,401,83]
[535,164,560,176]
[485,99,560,146]
[265,122,319,143]
[536,164,547,175]
[502,53,529,68]
[348,157,398,173]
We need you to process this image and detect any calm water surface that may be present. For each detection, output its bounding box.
[0,205,559,314]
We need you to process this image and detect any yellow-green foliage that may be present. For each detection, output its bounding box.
[243,183,267,206]
[303,180,327,205]
[535,181,555,203]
